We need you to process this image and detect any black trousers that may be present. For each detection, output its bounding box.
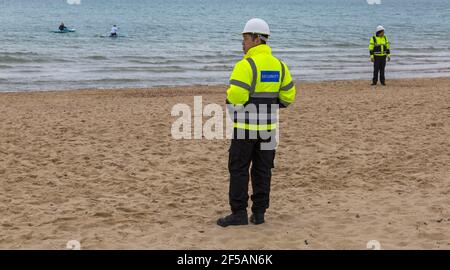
[373,55,387,84]
[228,137,276,214]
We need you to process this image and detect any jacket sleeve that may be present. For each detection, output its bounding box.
[278,61,296,108]
[386,36,391,56]
[226,60,251,105]
[369,37,375,58]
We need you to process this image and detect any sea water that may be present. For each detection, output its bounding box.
[1,0,450,91]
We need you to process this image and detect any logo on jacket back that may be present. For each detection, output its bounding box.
[260,71,280,82]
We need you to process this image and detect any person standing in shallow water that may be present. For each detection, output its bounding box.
[369,25,391,86]
[110,25,118,37]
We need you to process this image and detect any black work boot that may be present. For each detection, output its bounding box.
[217,211,248,227]
[371,82,377,86]
[250,213,265,225]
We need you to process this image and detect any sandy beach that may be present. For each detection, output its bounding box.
[0,77,449,250]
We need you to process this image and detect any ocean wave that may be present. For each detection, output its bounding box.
[118,55,168,61]
[126,57,236,65]
[11,69,43,73]
[0,54,73,64]
[187,54,238,61]
[0,55,32,64]
[395,47,445,52]
[80,78,144,83]
[0,51,40,56]
[197,64,234,71]
[85,55,109,60]
[84,66,188,73]
[29,78,144,84]
[127,59,201,65]
[330,42,361,48]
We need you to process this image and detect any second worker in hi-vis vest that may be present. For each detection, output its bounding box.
[369,25,391,86]
[217,18,296,227]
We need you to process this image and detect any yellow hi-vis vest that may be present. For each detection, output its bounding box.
[226,44,296,131]
[369,35,391,58]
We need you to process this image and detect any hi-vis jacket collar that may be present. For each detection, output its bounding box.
[245,44,272,59]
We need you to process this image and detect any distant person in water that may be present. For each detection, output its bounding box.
[110,25,118,37]
[59,22,66,31]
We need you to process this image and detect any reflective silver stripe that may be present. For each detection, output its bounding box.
[235,120,277,125]
[280,81,294,91]
[279,60,285,89]
[229,79,251,91]
[236,113,278,121]
[279,99,291,107]
[226,104,246,114]
[251,92,279,98]
[373,36,387,54]
[246,58,257,95]
[235,114,278,124]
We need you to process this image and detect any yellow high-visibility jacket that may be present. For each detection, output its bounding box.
[226,44,296,131]
[369,35,391,58]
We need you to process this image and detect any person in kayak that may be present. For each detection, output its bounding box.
[110,25,118,37]
[59,22,66,31]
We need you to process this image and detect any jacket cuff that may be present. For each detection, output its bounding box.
[278,98,291,108]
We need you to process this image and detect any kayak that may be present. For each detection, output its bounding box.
[53,29,76,33]
[53,28,76,33]
[98,33,127,38]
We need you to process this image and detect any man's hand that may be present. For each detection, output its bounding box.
[387,56,391,62]
[370,57,374,63]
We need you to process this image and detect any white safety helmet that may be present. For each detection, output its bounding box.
[376,25,385,33]
[242,18,270,36]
